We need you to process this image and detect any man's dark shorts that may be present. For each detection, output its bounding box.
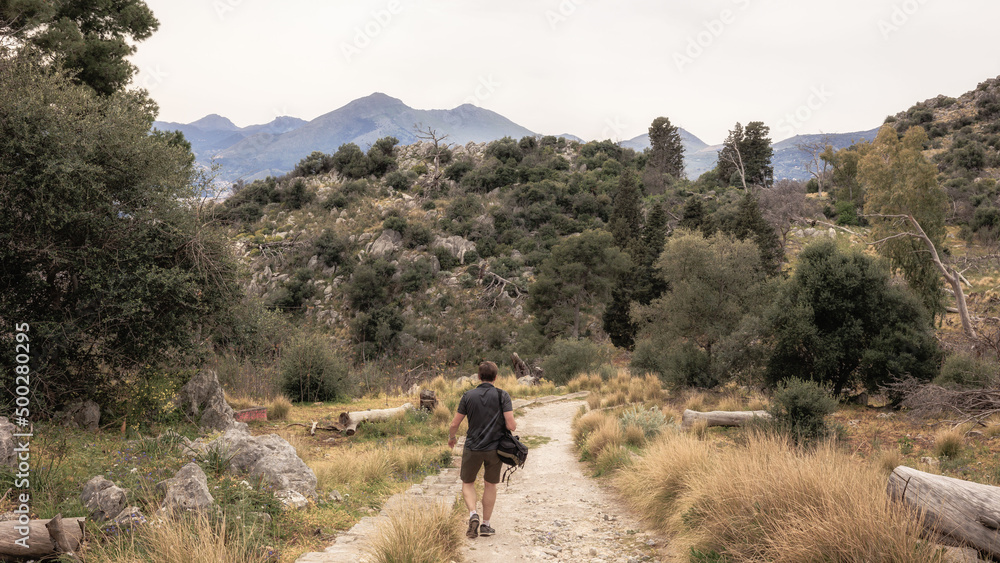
[460,449,502,484]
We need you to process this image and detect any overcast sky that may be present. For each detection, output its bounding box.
[130,0,1000,145]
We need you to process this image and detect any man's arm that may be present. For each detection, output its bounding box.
[448,412,466,449]
[504,410,516,432]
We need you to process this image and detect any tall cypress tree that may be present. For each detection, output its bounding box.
[608,170,643,252]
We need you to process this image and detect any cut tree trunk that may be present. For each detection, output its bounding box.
[888,465,1000,558]
[681,409,770,429]
[511,353,532,379]
[0,515,85,559]
[339,403,414,436]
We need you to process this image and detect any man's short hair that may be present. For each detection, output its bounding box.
[478,361,499,382]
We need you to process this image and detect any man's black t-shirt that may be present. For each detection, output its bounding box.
[457,383,513,451]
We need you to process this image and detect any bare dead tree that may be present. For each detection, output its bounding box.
[759,179,820,251]
[414,124,452,191]
[796,135,834,194]
[719,141,748,190]
[865,213,977,339]
[885,377,1000,427]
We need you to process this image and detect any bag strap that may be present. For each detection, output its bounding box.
[495,386,508,433]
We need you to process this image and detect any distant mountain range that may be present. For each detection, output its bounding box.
[154,93,878,184]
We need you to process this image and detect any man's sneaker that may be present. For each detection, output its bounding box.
[466,514,480,538]
[479,524,496,537]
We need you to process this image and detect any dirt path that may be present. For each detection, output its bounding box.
[459,399,669,563]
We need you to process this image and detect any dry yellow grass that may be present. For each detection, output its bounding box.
[310,444,450,490]
[623,423,646,447]
[616,430,711,526]
[224,392,258,412]
[80,514,270,563]
[367,501,464,563]
[267,395,292,420]
[619,430,942,562]
[874,448,904,475]
[933,427,965,459]
[572,409,610,445]
[683,391,708,412]
[567,373,604,392]
[276,429,317,462]
[689,419,709,440]
[431,404,452,425]
[586,392,601,410]
[584,417,624,460]
[715,396,743,413]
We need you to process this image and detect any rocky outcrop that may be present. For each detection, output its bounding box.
[81,476,127,522]
[176,370,246,432]
[158,462,215,514]
[431,235,477,264]
[207,428,317,506]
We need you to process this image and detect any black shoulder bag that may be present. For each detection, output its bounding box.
[494,388,528,483]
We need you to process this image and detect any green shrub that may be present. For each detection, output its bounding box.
[541,338,611,385]
[834,200,859,226]
[444,160,474,182]
[383,215,408,234]
[935,352,997,388]
[768,378,837,444]
[619,406,669,439]
[280,334,353,402]
[384,170,412,191]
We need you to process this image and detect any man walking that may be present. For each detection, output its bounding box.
[448,361,516,538]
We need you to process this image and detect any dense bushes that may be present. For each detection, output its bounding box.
[541,338,612,385]
[281,334,353,402]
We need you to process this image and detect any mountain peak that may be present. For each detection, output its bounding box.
[189,114,240,131]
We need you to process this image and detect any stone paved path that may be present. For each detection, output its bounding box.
[295,392,668,563]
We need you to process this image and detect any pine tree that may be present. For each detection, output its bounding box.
[608,170,643,251]
[648,117,685,178]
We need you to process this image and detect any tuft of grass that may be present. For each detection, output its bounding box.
[683,391,708,413]
[623,423,647,448]
[572,409,609,446]
[583,417,623,461]
[874,448,904,475]
[267,395,292,420]
[594,444,633,476]
[933,427,964,459]
[586,392,601,410]
[367,501,464,563]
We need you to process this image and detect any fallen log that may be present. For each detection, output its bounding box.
[339,403,414,436]
[681,409,770,429]
[888,465,1000,558]
[0,515,85,559]
[285,422,345,435]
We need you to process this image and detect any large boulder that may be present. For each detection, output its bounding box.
[0,417,16,468]
[158,462,214,514]
[208,428,317,502]
[367,229,403,258]
[176,370,246,432]
[81,476,127,522]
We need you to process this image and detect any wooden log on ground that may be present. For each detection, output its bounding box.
[0,515,85,559]
[339,403,414,436]
[681,409,771,429]
[888,465,1000,558]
